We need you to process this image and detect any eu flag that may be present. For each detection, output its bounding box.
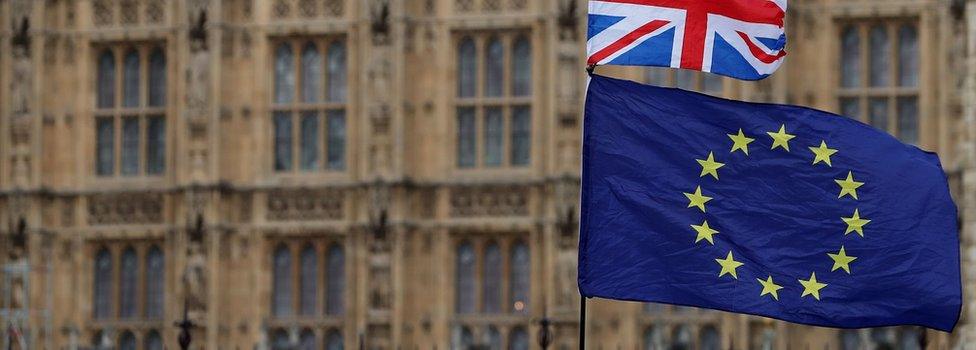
[578,75,961,331]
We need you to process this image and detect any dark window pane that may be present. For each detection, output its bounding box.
[511,106,531,166]
[672,326,692,350]
[326,330,343,350]
[508,327,529,350]
[702,73,723,94]
[146,116,166,175]
[300,112,320,171]
[93,248,113,319]
[840,98,861,120]
[870,25,890,87]
[120,248,138,318]
[96,118,115,176]
[327,41,347,103]
[840,330,862,350]
[899,25,919,87]
[123,50,140,107]
[841,26,861,88]
[274,112,293,171]
[271,329,290,350]
[299,329,316,350]
[456,108,476,168]
[98,50,116,108]
[302,43,323,103]
[272,245,292,317]
[327,110,346,170]
[509,242,530,313]
[145,246,164,318]
[326,244,345,315]
[119,331,136,350]
[457,39,477,98]
[512,36,532,96]
[676,69,695,90]
[144,331,163,350]
[455,242,475,314]
[869,97,889,132]
[121,117,140,176]
[299,245,318,316]
[898,97,919,144]
[700,326,720,350]
[148,48,166,107]
[487,327,502,350]
[484,107,503,167]
[482,243,502,313]
[455,326,474,350]
[485,38,504,97]
[275,44,295,104]
[899,328,923,350]
[871,328,896,349]
[644,327,664,350]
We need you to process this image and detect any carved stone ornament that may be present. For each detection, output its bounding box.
[183,214,208,313]
[449,185,529,217]
[87,192,164,225]
[371,0,391,45]
[266,188,344,221]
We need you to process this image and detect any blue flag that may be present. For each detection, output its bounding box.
[578,75,961,331]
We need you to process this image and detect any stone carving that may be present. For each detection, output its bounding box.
[87,192,164,225]
[325,0,343,16]
[298,0,318,17]
[120,0,138,24]
[456,0,473,12]
[273,0,291,18]
[483,0,500,11]
[371,0,391,45]
[368,183,391,243]
[146,0,165,24]
[449,186,529,217]
[183,214,208,313]
[92,0,113,26]
[11,17,31,117]
[511,0,527,10]
[266,189,344,221]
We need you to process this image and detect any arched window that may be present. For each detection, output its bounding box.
[301,43,322,103]
[898,327,923,350]
[841,26,861,88]
[455,242,476,314]
[275,44,296,104]
[485,107,504,166]
[840,329,862,350]
[145,246,164,319]
[300,245,318,316]
[272,245,293,317]
[453,326,474,350]
[486,326,502,350]
[98,50,116,108]
[700,326,720,350]
[325,329,343,350]
[509,241,530,313]
[511,105,531,166]
[870,328,895,349]
[120,115,140,176]
[327,41,347,103]
[326,244,345,315]
[512,36,532,96]
[509,327,529,350]
[485,38,504,97]
[457,38,477,98]
[119,331,136,350]
[93,248,113,319]
[672,325,692,350]
[869,25,890,87]
[482,242,502,313]
[148,48,166,107]
[271,329,290,350]
[119,247,138,318]
[299,328,316,350]
[123,50,141,107]
[92,330,106,348]
[898,25,918,87]
[144,330,163,350]
[643,326,664,350]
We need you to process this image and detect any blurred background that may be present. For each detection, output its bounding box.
[0,0,970,349]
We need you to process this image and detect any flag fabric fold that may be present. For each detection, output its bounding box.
[578,75,961,331]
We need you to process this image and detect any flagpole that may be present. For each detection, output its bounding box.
[578,296,587,350]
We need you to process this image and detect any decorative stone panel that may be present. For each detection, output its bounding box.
[266,189,344,221]
[449,185,529,217]
[87,192,164,225]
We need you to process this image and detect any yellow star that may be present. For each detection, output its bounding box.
[809,141,839,167]
[798,272,828,300]
[727,129,755,155]
[828,246,857,274]
[683,186,713,213]
[767,124,796,151]
[696,152,726,180]
[715,251,744,279]
[691,220,719,245]
[757,275,784,301]
[835,171,864,200]
[841,209,871,237]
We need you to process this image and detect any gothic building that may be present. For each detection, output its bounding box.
[0,0,971,349]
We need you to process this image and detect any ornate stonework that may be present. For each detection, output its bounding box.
[266,189,344,221]
[86,193,164,225]
[449,185,529,217]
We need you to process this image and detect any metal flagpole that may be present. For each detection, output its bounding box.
[578,296,587,350]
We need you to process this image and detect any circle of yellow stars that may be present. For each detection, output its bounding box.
[680,124,870,302]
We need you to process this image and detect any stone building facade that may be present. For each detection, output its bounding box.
[0,0,970,349]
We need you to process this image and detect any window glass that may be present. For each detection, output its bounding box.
[458,39,477,98]
[302,44,323,103]
[327,111,346,170]
[455,242,476,314]
[273,245,292,317]
[123,50,140,108]
[148,48,166,107]
[484,107,504,167]
[841,27,861,88]
[509,242,530,313]
[274,112,293,171]
[98,51,116,108]
[869,25,890,87]
[512,36,532,96]
[326,244,345,315]
[300,245,318,316]
[275,44,295,104]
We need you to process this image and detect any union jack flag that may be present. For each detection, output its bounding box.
[587,0,788,81]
